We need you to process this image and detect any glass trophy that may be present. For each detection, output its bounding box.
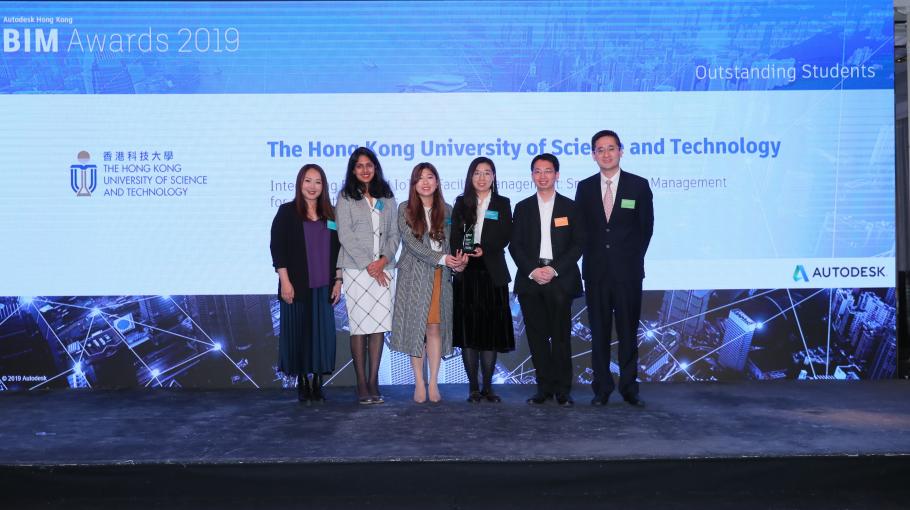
[462,224,476,254]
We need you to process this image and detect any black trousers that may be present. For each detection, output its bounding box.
[517,284,573,396]
[585,278,643,399]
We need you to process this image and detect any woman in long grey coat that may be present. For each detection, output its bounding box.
[392,162,467,403]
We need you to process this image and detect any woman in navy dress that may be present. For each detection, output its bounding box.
[270,164,341,403]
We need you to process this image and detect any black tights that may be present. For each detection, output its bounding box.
[461,348,497,393]
[350,333,384,397]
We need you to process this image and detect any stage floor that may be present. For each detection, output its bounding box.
[2,381,909,465]
[2,381,910,509]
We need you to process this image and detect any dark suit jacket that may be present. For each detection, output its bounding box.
[269,201,340,302]
[450,194,513,286]
[509,192,584,297]
[574,170,654,283]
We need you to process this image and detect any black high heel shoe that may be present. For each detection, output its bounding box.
[311,374,326,403]
[297,375,311,403]
[467,390,483,403]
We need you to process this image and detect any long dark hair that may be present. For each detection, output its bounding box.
[341,147,394,200]
[405,162,446,242]
[459,156,498,226]
[294,164,335,221]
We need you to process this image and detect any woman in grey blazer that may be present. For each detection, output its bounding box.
[391,162,467,403]
[336,147,400,404]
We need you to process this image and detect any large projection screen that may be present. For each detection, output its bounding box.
[0,1,896,389]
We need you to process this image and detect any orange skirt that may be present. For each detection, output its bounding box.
[427,267,442,324]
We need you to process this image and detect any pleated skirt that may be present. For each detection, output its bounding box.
[278,286,336,376]
[453,256,515,352]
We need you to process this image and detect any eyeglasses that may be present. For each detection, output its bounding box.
[594,146,620,155]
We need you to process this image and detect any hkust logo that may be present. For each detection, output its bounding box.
[70,151,97,197]
[792,265,809,282]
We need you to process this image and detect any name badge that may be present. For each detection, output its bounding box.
[445,217,452,225]
[374,199,385,211]
[621,199,636,209]
[484,210,499,220]
[554,216,569,227]
[327,220,338,231]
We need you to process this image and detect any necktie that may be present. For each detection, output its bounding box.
[603,179,614,222]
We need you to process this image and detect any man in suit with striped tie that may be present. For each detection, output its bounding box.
[574,130,654,407]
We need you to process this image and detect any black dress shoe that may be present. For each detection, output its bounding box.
[590,394,610,406]
[623,396,646,407]
[467,390,483,403]
[480,389,502,403]
[526,393,552,405]
[556,394,574,407]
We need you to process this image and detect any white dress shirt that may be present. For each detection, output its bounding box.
[536,193,555,260]
[474,193,491,244]
[425,207,447,265]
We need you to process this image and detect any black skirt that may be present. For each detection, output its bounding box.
[453,255,515,352]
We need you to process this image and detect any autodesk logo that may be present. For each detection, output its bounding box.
[792,263,886,282]
[793,265,809,282]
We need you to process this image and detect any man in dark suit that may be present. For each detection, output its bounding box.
[509,153,584,406]
[574,130,654,407]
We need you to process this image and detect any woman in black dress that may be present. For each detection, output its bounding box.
[270,164,341,403]
[450,157,515,402]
